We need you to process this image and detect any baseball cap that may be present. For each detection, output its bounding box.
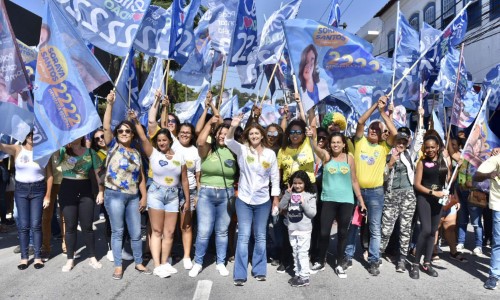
[396,127,411,141]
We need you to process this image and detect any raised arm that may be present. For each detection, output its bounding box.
[148,89,163,135]
[197,115,220,159]
[130,110,153,158]
[160,95,170,129]
[103,90,115,145]
[226,114,243,140]
[356,101,378,139]
[0,142,20,157]
[378,96,397,146]
[195,91,213,136]
[295,93,306,123]
[280,104,289,131]
[305,127,329,162]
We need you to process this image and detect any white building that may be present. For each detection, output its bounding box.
[356,0,500,84]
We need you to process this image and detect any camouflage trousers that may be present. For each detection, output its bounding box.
[380,188,417,257]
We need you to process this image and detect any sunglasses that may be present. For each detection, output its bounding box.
[117,129,132,135]
[267,131,279,137]
[179,131,192,135]
[167,119,176,124]
[289,130,303,135]
[318,136,327,141]
[94,134,104,141]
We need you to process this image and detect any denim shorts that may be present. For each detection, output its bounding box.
[179,188,197,211]
[147,182,179,212]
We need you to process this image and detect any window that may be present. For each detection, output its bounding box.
[423,2,436,27]
[491,0,500,21]
[409,13,420,31]
[387,30,395,58]
[464,0,481,31]
[441,0,456,29]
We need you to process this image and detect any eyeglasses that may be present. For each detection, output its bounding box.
[267,131,279,137]
[179,131,191,135]
[167,119,176,124]
[94,134,104,141]
[117,129,132,135]
[383,129,389,133]
[318,136,327,141]
[289,130,303,135]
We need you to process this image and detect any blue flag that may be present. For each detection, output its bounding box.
[54,0,151,56]
[432,110,445,141]
[483,64,500,111]
[134,5,172,59]
[257,0,302,66]
[432,47,460,106]
[175,84,209,123]
[170,0,201,64]
[34,0,102,165]
[138,59,164,125]
[112,50,140,128]
[451,84,481,128]
[283,19,392,112]
[219,95,239,119]
[327,0,340,27]
[0,0,34,141]
[207,0,239,55]
[228,0,257,66]
[449,52,469,128]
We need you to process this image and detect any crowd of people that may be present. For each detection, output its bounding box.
[0,90,499,290]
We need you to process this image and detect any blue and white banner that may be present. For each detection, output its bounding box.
[219,95,239,119]
[450,53,469,128]
[327,0,340,27]
[257,0,301,66]
[134,5,172,59]
[283,19,392,112]
[112,50,140,128]
[483,64,500,111]
[54,0,151,56]
[451,84,481,128]
[138,58,164,125]
[228,0,257,66]
[206,0,239,55]
[174,83,208,123]
[432,47,460,106]
[34,0,102,164]
[170,0,201,64]
[432,110,445,141]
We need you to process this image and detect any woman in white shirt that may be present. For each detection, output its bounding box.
[225,114,280,286]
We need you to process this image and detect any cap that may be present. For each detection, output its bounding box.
[398,126,411,136]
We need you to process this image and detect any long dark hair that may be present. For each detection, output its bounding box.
[298,44,320,91]
[178,123,196,147]
[210,123,230,152]
[152,128,173,150]
[113,120,139,146]
[326,132,348,157]
[423,135,448,185]
[242,122,271,149]
[288,170,315,194]
[90,128,105,152]
[282,119,307,150]
[65,136,86,157]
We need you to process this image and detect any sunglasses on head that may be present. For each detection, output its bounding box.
[289,130,303,135]
[267,131,279,137]
[94,134,104,141]
[117,129,132,135]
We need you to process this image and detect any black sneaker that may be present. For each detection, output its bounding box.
[484,276,498,290]
[290,276,310,287]
[340,258,352,270]
[368,262,380,276]
[254,275,266,281]
[420,263,438,277]
[409,264,419,279]
[396,260,406,273]
[233,279,246,286]
[310,262,325,274]
[276,264,288,273]
[270,258,280,267]
[288,276,299,284]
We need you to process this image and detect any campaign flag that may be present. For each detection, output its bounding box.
[463,91,500,167]
[219,95,239,119]
[34,0,102,164]
[450,52,470,127]
[54,0,151,56]
[138,58,164,125]
[256,0,301,66]
[283,19,392,112]
[170,0,201,64]
[451,84,482,128]
[0,0,34,141]
[327,0,341,27]
[392,11,420,110]
[206,0,239,55]
[112,50,141,128]
[432,47,460,106]
[236,45,261,89]
[278,47,294,91]
[228,0,257,66]
[258,103,281,127]
[432,110,445,141]
[134,5,172,59]
[16,39,38,82]
[237,100,254,128]
[175,84,209,123]
[483,64,500,111]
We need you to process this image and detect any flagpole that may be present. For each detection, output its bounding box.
[217,55,228,110]
[445,43,465,148]
[128,79,132,108]
[389,1,401,106]
[162,59,171,96]
[446,89,491,190]
[387,1,473,99]
[256,71,266,100]
[442,92,447,131]
[260,60,281,107]
[111,52,132,108]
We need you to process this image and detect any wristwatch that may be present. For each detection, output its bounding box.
[428,190,433,196]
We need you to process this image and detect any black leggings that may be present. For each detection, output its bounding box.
[318,201,354,264]
[59,179,96,259]
[415,195,442,264]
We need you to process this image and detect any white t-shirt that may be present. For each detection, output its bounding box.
[149,148,185,188]
[477,155,500,211]
[178,145,201,190]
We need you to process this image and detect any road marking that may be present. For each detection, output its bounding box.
[192,280,213,300]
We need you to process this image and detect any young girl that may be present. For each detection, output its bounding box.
[279,170,316,287]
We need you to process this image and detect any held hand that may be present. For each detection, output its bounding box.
[293,93,300,103]
[96,192,104,205]
[127,109,138,122]
[252,105,262,118]
[388,102,394,113]
[154,89,162,100]
[182,201,190,214]
[205,91,213,107]
[433,191,444,198]
[418,106,425,116]
[106,90,116,105]
[378,96,388,111]
[139,197,147,212]
[210,115,220,125]
[490,171,499,180]
[305,126,314,137]
[272,196,280,211]
[359,201,367,214]
[42,197,50,209]
[161,95,170,107]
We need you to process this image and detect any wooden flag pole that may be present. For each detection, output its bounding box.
[217,55,228,110]
[445,43,465,147]
[162,59,171,96]
[260,61,280,107]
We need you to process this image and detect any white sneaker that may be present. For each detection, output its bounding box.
[189,263,203,277]
[456,244,465,252]
[77,224,81,231]
[335,265,347,279]
[153,265,171,278]
[473,247,485,257]
[106,250,114,262]
[162,263,178,274]
[216,264,229,276]
[183,258,193,270]
[122,250,133,261]
[92,223,97,231]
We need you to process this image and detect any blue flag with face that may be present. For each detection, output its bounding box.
[228,0,257,66]
[483,64,500,111]
[34,0,102,165]
[112,50,140,129]
[206,0,239,55]
[328,0,340,27]
[451,83,481,128]
[170,0,201,64]
[283,19,392,112]
[54,0,151,57]
[134,5,172,59]
[257,0,301,66]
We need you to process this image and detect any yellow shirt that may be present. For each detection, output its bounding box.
[278,137,315,184]
[354,136,391,189]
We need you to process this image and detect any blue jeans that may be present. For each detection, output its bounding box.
[194,186,233,265]
[457,189,483,247]
[233,198,271,280]
[104,188,143,267]
[491,210,500,279]
[14,180,46,260]
[345,187,384,263]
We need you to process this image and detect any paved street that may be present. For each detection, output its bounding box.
[0,220,498,300]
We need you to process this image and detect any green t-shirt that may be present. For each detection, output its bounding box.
[58,148,102,179]
[200,147,237,188]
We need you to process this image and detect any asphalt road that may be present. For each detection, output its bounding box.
[0,220,498,300]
